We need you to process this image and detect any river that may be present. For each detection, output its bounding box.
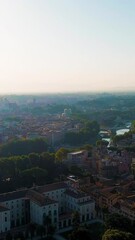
[102,128,130,146]
[116,128,130,135]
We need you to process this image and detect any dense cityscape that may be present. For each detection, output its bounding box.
[1,0,135,239]
[0,93,135,239]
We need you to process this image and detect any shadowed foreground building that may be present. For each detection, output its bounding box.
[0,181,95,233]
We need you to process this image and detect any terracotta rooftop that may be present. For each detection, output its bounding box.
[0,205,10,212]
[0,189,27,202]
[78,199,94,205]
[37,182,67,193]
[27,190,57,207]
[65,189,88,199]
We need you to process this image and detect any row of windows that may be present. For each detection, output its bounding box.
[6,200,24,204]
[5,202,24,209]
[45,210,57,216]
[47,189,64,194]
[11,211,25,218]
[43,204,57,209]
[0,227,8,233]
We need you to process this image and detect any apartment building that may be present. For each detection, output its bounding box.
[0,181,95,233]
[66,150,88,166]
[0,206,10,233]
[0,189,30,231]
[27,190,59,227]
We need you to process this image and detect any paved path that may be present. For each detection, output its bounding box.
[54,234,67,240]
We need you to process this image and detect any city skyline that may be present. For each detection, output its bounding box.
[0,0,135,93]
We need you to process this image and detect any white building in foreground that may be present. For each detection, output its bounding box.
[0,181,95,233]
[0,206,10,233]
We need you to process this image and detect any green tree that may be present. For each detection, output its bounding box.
[27,222,36,240]
[36,224,45,238]
[6,231,13,240]
[0,138,48,157]
[105,213,132,233]
[69,227,91,240]
[72,211,80,229]
[21,167,47,186]
[55,148,69,163]
[102,229,135,240]
[96,140,108,147]
[43,214,52,236]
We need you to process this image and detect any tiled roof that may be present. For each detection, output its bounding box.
[0,189,27,203]
[113,202,120,209]
[37,182,67,193]
[0,205,10,212]
[78,200,94,205]
[65,189,88,199]
[27,190,57,207]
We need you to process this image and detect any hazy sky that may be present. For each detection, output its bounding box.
[0,0,135,93]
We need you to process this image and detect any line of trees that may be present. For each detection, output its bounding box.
[102,213,135,240]
[0,138,48,157]
[0,144,92,193]
[0,152,57,192]
[64,120,100,146]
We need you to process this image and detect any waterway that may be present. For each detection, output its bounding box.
[116,128,130,135]
[102,128,130,146]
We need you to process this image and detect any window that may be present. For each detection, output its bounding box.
[63,220,66,227]
[49,210,51,215]
[16,219,20,227]
[82,215,85,221]
[22,218,25,225]
[5,217,7,222]
[59,222,62,228]
[68,219,71,226]
[54,210,57,215]
[11,220,15,228]
[54,217,57,223]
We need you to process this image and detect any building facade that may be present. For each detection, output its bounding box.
[0,181,95,233]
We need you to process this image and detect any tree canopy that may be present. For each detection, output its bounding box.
[104,213,132,233]
[0,138,48,157]
[64,120,100,146]
[102,229,135,240]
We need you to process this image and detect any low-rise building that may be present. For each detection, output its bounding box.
[66,150,88,166]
